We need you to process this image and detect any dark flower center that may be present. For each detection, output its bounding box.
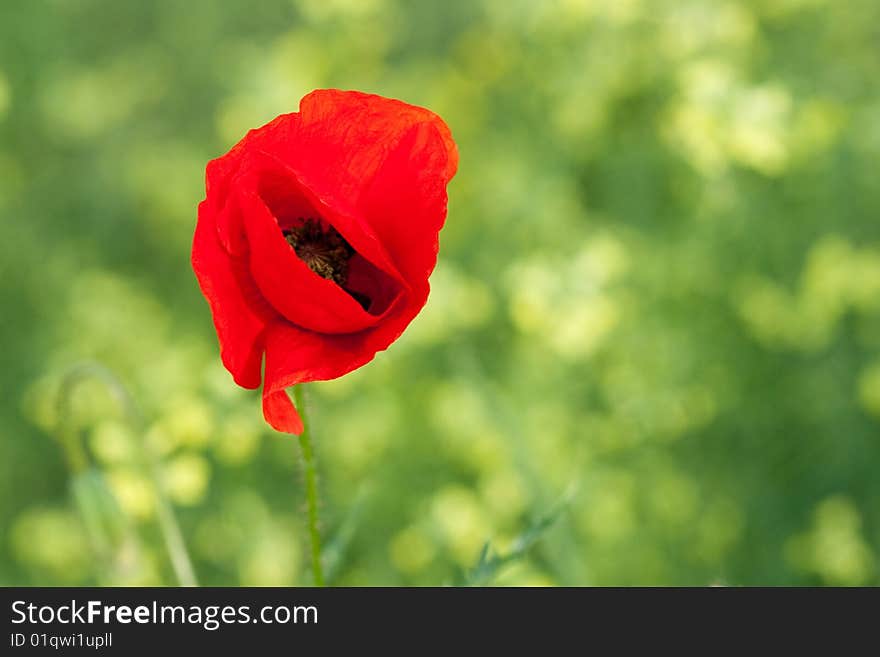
[283,218,353,286]
[282,218,373,311]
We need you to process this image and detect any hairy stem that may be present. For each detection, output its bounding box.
[293,385,324,586]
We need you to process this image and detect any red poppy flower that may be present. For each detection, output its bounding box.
[192,89,458,434]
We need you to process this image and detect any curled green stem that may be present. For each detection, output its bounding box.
[57,362,198,587]
[293,385,324,586]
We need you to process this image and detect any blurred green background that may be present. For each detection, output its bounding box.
[1,0,879,586]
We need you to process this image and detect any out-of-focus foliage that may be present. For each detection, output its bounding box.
[1,0,879,586]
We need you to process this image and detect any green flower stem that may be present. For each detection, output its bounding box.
[293,385,324,586]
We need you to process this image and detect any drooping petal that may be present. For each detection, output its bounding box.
[191,199,274,389]
[260,292,431,434]
[260,319,376,433]
[262,388,303,435]
[263,319,376,388]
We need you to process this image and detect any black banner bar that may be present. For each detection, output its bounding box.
[1,587,876,651]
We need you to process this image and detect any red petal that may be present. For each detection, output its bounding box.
[260,319,374,434]
[262,388,304,435]
[360,121,454,285]
[205,90,458,262]
[260,291,429,434]
[233,155,409,334]
[207,113,300,257]
[287,90,458,214]
[263,319,374,387]
[191,200,274,389]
